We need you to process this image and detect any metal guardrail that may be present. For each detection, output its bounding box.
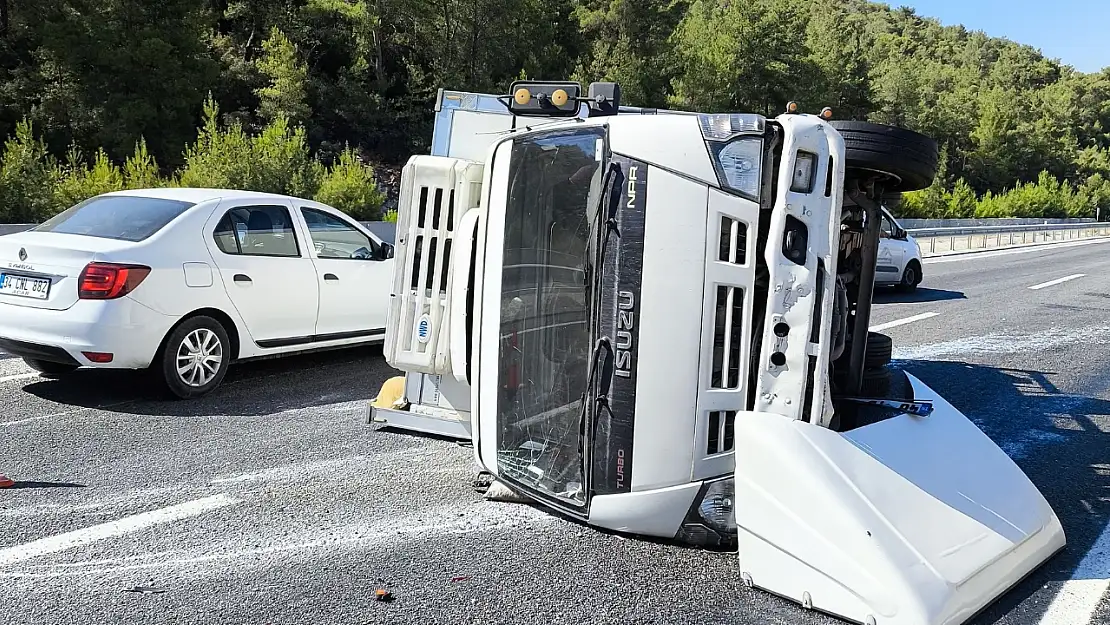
[898,217,1095,230]
[909,222,1110,257]
[0,224,30,236]
[907,222,1100,237]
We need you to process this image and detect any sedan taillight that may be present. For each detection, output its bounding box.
[77,262,151,300]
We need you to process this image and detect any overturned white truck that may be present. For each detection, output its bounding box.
[370,81,1065,625]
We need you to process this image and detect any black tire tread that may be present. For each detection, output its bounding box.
[829,120,939,192]
[896,261,922,292]
[865,331,893,369]
[159,315,231,400]
[861,365,893,397]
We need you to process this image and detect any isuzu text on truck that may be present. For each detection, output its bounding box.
[369,80,1065,625]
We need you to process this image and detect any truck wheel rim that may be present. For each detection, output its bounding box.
[176,328,223,387]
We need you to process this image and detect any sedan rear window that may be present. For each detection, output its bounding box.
[32,195,196,242]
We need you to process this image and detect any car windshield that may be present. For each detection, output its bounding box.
[495,127,605,507]
[32,195,195,242]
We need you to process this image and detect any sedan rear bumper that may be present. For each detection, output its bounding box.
[0,296,177,368]
[0,337,81,366]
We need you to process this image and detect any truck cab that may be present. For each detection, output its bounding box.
[370,81,1063,625]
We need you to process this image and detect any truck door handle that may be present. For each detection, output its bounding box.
[233,274,252,283]
[324,273,339,281]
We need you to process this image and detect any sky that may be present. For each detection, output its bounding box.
[900,0,1109,73]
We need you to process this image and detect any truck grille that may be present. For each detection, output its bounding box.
[706,410,737,455]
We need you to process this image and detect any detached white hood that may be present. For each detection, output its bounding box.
[732,373,1065,625]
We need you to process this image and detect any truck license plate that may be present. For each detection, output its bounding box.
[0,273,50,300]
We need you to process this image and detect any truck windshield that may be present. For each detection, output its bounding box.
[495,127,605,507]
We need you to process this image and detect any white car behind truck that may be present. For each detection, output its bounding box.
[369,81,1063,625]
[876,206,924,290]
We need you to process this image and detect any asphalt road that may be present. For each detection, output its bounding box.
[3,238,1110,625]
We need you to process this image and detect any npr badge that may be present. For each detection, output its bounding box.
[416,314,431,344]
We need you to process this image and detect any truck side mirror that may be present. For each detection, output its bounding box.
[377,242,395,260]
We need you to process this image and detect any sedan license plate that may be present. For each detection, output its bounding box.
[0,273,50,300]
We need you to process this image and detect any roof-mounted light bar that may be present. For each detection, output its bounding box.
[785,101,835,120]
[500,80,623,118]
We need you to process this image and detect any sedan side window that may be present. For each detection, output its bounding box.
[300,207,379,259]
[213,205,301,257]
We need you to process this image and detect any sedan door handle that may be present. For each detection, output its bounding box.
[323,273,339,281]
[233,273,252,283]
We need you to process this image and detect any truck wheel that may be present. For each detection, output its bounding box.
[865,332,893,369]
[861,366,893,397]
[829,121,939,192]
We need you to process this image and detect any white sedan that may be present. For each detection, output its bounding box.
[0,188,395,398]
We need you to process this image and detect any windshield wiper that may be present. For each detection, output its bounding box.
[583,162,620,289]
[577,162,623,487]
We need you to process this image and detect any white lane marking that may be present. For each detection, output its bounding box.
[1029,274,1086,291]
[869,312,939,332]
[208,456,367,484]
[0,400,135,427]
[0,494,241,567]
[1,503,553,578]
[924,236,1110,264]
[1036,517,1110,625]
[0,372,36,384]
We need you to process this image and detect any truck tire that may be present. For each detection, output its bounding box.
[829,121,939,192]
[865,332,893,369]
[861,365,893,397]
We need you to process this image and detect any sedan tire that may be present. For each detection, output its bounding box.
[159,316,231,399]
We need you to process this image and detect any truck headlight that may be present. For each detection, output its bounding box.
[674,476,737,549]
[699,477,735,530]
[699,114,765,201]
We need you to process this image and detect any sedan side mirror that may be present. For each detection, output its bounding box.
[377,242,395,260]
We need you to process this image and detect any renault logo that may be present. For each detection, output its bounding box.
[17,248,26,261]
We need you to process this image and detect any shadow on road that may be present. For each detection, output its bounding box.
[873,287,967,304]
[17,345,398,418]
[895,359,1110,624]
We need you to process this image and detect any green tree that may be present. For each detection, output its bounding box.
[947,178,977,218]
[670,0,818,114]
[0,119,60,222]
[255,27,312,126]
[54,146,124,209]
[314,146,385,220]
